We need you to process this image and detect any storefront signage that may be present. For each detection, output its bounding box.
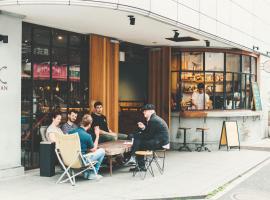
[219,121,240,150]
[52,65,67,80]
[33,63,50,79]
[252,82,262,111]
[0,66,8,91]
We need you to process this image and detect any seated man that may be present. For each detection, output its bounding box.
[69,114,105,180]
[90,101,127,143]
[61,110,78,134]
[129,104,169,171]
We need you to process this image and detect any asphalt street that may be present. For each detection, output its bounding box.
[217,162,270,200]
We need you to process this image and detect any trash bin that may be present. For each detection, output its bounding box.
[40,142,55,177]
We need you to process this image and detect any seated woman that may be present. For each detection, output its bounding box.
[46,112,64,143]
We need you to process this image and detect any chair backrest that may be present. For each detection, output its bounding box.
[39,126,48,142]
[55,133,82,169]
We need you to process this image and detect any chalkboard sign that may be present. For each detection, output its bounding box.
[251,82,262,111]
[219,121,240,150]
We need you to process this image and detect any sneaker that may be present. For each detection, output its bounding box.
[83,171,90,179]
[129,166,140,172]
[87,173,103,181]
[129,166,147,172]
[125,156,136,166]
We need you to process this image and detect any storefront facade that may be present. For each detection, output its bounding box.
[1,0,270,177]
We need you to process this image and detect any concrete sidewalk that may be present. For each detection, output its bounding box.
[0,150,270,200]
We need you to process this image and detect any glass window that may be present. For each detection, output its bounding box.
[171,72,179,111]
[70,34,81,46]
[226,54,240,73]
[182,52,203,71]
[22,24,32,79]
[242,55,250,73]
[171,51,257,111]
[251,57,257,75]
[33,28,50,45]
[52,48,67,81]
[21,23,89,170]
[171,54,180,71]
[205,52,224,71]
[53,30,67,47]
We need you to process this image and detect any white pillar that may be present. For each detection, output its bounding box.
[0,13,24,178]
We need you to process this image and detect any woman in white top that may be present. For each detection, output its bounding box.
[46,112,64,143]
[192,83,210,110]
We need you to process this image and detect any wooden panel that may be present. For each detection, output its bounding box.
[89,35,119,132]
[148,47,171,127]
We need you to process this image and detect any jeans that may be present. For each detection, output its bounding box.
[84,148,105,173]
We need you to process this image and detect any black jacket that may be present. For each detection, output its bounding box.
[141,113,169,146]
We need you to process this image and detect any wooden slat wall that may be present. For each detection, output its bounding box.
[148,47,171,127]
[89,35,119,132]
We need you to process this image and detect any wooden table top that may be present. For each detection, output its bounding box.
[98,140,132,156]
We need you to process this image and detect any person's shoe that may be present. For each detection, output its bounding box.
[87,173,103,181]
[139,166,147,172]
[129,166,140,172]
[125,156,136,166]
[83,171,89,179]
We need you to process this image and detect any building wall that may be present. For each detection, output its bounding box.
[170,114,264,150]
[1,0,269,53]
[0,14,24,177]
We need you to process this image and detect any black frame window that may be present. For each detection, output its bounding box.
[171,51,257,112]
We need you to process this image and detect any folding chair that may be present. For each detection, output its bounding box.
[55,133,98,186]
[153,143,170,174]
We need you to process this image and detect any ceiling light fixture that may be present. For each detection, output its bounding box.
[205,40,210,47]
[128,15,135,25]
[173,30,179,39]
[253,45,259,51]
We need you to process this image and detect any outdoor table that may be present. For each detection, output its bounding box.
[98,140,132,176]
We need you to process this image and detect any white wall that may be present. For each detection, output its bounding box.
[0,14,24,177]
[1,0,270,52]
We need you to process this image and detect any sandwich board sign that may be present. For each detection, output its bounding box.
[219,121,240,150]
[251,82,262,111]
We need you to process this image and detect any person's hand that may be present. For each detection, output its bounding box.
[94,126,100,137]
[137,122,145,130]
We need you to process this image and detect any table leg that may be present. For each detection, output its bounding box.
[109,155,113,176]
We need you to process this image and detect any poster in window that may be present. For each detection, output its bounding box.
[33,63,50,80]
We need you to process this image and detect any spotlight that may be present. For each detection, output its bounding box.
[253,45,259,51]
[205,40,210,47]
[173,30,179,39]
[128,15,135,25]
[0,34,8,43]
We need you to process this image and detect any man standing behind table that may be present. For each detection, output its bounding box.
[90,101,127,143]
[61,110,78,134]
[191,83,210,110]
[69,114,105,180]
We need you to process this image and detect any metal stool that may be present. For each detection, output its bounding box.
[133,151,154,179]
[196,127,211,152]
[178,127,192,152]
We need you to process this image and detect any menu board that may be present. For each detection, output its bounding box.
[251,82,262,111]
[219,121,240,150]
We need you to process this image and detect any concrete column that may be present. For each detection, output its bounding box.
[0,12,24,178]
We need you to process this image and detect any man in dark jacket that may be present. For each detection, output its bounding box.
[129,104,169,171]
